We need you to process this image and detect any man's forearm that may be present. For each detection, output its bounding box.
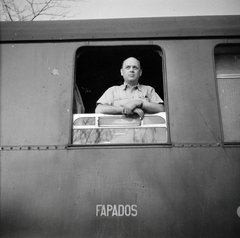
[95,104,123,114]
[95,101,164,115]
[141,101,164,113]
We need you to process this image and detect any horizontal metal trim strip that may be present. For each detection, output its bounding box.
[0,143,230,151]
[1,15,240,42]
[217,74,240,79]
[0,145,68,151]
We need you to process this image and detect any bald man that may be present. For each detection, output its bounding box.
[95,57,164,119]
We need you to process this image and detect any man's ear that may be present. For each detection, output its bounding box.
[120,69,123,76]
[140,69,142,76]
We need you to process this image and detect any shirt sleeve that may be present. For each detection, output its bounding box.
[148,86,163,104]
[96,86,115,105]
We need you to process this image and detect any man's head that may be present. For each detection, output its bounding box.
[120,57,142,86]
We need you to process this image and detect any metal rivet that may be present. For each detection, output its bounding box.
[237,206,240,218]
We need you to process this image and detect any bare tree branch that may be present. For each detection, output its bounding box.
[0,0,86,21]
[1,0,14,21]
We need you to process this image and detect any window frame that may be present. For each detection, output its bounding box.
[214,44,240,145]
[71,44,170,146]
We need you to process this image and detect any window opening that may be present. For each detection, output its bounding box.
[215,44,240,143]
[72,45,167,144]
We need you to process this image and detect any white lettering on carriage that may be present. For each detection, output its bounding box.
[96,204,137,216]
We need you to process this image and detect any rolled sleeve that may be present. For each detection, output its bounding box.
[96,87,115,105]
[148,87,163,104]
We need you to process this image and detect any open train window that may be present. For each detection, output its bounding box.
[72,45,167,145]
[215,44,240,144]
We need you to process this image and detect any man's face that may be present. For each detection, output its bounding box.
[120,57,142,86]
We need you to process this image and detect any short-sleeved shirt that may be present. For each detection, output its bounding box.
[97,83,163,107]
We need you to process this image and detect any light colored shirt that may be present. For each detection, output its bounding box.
[97,83,163,107]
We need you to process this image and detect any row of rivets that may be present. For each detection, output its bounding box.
[172,143,221,147]
[0,145,68,151]
[0,143,223,150]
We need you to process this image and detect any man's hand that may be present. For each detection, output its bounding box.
[122,100,143,115]
[133,108,144,119]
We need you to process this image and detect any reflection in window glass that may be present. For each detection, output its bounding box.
[215,45,240,143]
[72,113,167,144]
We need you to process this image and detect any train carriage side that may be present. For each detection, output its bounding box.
[0,16,240,238]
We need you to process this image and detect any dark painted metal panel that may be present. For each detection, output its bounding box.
[162,39,223,143]
[1,147,240,237]
[0,43,80,145]
[1,15,240,42]
[1,39,239,146]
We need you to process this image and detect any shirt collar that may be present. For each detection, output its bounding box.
[121,82,142,91]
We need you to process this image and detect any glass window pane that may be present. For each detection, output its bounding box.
[215,45,240,143]
[72,113,167,144]
[218,78,240,142]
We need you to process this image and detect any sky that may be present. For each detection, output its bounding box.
[2,0,240,20]
[67,0,240,20]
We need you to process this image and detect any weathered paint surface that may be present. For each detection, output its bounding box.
[1,147,240,237]
[0,43,79,145]
[0,39,229,145]
[1,15,240,41]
